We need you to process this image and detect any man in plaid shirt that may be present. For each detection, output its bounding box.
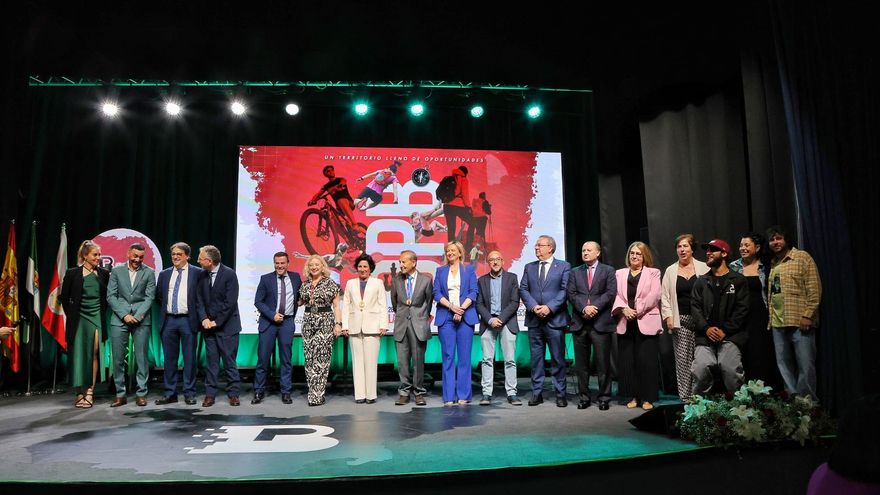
[767,226,822,400]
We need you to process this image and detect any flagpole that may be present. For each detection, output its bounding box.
[51,344,59,393]
[24,319,32,396]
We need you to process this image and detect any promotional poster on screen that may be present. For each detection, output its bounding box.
[236,146,565,334]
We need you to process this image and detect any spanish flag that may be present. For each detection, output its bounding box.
[0,222,20,372]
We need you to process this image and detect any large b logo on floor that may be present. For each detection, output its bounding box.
[186,425,339,454]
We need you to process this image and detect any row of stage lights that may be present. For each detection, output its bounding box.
[99,100,544,119]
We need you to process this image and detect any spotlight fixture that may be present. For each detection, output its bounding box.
[527,104,542,119]
[231,100,247,116]
[470,105,484,118]
[354,102,369,116]
[409,103,425,117]
[285,103,300,116]
[101,102,119,117]
[165,101,182,116]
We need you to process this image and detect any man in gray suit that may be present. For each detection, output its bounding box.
[476,251,522,405]
[390,249,433,406]
[107,243,157,407]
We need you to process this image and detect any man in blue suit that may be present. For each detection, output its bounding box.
[252,251,301,405]
[567,241,617,410]
[155,242,203,405]
[519,235,571,407]
[196,245,242,407]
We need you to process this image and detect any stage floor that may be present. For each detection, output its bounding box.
[0,378,699,483]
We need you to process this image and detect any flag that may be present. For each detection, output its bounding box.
[25,222,40,348]
[0,222,20,372]
[41,224,67,350]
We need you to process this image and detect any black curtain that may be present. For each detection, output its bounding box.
[769,0,874,407]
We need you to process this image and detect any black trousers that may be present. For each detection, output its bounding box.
[617,321,659,403]
[573,327,613,402]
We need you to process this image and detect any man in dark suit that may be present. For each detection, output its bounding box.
[154,242,203,405]
[390,249,433,406]
[519,235,571,407]
[252,251,301,405]
[567,241,618,410]
[196,245,242,407]
[476,250,522,405]
[107,243,156,407]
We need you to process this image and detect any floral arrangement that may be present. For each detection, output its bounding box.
[677,380,835,447]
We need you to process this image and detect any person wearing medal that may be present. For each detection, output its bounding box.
[298,254,342,406]
[341,254,388,404]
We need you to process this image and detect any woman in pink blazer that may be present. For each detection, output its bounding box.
[613,241,662,410]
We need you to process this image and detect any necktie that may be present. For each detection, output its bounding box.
[210,271,217,287]
[539,261,547,286]
[278,275,286,314]
[587,264,594,288]
[406,275,413,299]
[171,268,183,314]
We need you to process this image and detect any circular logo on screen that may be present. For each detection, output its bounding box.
[93,228,163,272]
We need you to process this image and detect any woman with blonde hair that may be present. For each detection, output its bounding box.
[660,234,709,400]
[613,241,662,410]
[433,241,479,405]
[298,254,342,406]
[60,240,110,408]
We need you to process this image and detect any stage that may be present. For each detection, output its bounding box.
[0,377,829,494]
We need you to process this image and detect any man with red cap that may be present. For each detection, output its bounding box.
[690,239,751,394]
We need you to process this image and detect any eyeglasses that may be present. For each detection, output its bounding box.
[487,257,502,262]
[629,252,643,257]
[535,243,550,248]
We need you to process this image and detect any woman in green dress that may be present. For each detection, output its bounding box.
[60,240,110,409]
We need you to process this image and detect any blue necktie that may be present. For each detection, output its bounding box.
[278,275,286,314]
[406,275,413,299]
[171,268,183,314]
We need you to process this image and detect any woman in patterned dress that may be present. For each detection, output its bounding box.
[60,240,110,409]
[660,234,709,401]
[298,254,342,406]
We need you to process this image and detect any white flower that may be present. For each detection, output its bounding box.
[734,387,752,402]
[794,394,814,409]
[730,405,755,421]
[732,418,766,441]
[791,415,812,445]
[746,380,772,395]
[683,403,707,421]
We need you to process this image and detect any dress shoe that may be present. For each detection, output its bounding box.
[556,397,568,408]
[308,397,326,406]
[627,399,638,409]
[202,396,215,407]
[355,399,366,404]
[395,394,411,406]
[414,395,426,406]
[184,396,197,405]
[528,395,544,406]
[251,392,265,405]
[577,400,592,410]
[365,398,376,404]
[281,393,292,404]
[507,395,522,406]
[598,400,610,411]
[155,395,178,405]
[136,396,147,407]
[110,397,127,408]
[229,396,241,406]
[642,401,654,410]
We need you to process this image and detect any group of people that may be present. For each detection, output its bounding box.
[51,223,821,411]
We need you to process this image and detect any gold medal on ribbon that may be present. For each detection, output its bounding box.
[405,299,412,306]
[359,300,365,310]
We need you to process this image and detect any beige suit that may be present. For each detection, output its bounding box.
[342,277,388,400]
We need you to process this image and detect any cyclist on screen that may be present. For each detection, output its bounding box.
[309,165,363,233]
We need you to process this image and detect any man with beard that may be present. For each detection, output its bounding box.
[690,239,750,394]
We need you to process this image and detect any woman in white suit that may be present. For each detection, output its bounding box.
[341,253,388,403]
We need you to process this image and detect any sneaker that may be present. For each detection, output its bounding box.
[479,395,492,406]
[507,395,523,406]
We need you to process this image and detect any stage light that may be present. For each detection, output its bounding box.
[527,104,542,119]
[231,100,247,116]
[470,105,484,118]
[409,103,425,117]
[285,103,300,116]
[354,102,369,116]
[101,102,119,117]
[165,101,182,116]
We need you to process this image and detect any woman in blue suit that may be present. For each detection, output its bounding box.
[434,241,479,405]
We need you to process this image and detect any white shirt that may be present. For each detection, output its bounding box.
[276,273,296,315]
[447,267,461,307]
[128,266,138,287]
[166,265,189,314]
